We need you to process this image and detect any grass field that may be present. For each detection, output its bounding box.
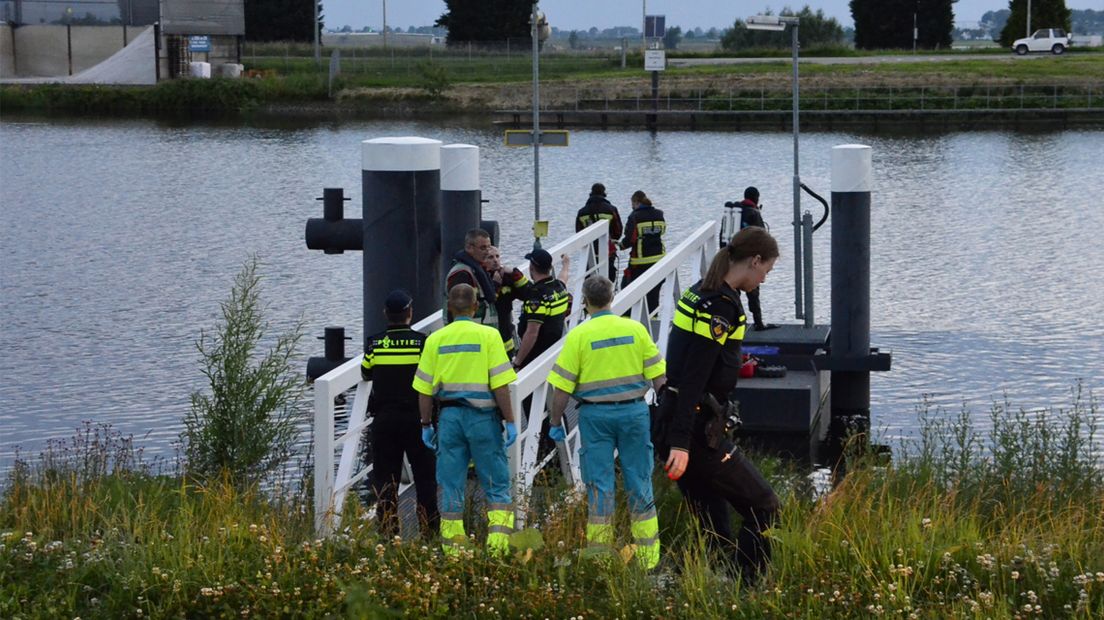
[2,388,1101,618]
[2,48,1101,116]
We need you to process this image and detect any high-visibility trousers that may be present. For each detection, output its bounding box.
[577,400,660,570]
[436,405,514,555]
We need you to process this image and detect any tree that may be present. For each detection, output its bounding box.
[568,30,579,49]
[851,0,954,50]
[245,0,323,42]
[436,0,533,47]
[183,257,306,489]
[663,25,682,50]
[999,0,1072,46]
[722,6,845,50]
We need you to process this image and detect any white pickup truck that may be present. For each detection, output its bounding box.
[1012,28,1073,55]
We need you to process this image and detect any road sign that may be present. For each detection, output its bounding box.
[504,130,570,147]
[644,50,666,71]
[189,35,210,53]
[645,15,666,39]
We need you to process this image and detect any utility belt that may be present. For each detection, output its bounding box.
[581,397,644,407]
[651,386,741,451]
[438,400,497,414]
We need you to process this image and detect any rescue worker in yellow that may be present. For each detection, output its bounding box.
[413,284,518,555]
[547,276,667,569]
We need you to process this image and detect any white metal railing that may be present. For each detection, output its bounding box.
[312,220,610,536]
[507,220,718,527]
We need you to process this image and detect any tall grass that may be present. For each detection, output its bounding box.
[2,387,1101,618]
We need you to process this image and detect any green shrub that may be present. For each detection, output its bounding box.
[182,256,306,488]
[415,61,452,99]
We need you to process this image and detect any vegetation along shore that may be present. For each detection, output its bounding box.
[2,49,1102,120]
[2,389,1100,618]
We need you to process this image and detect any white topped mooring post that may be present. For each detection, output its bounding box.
[361,137,443,344]
[440,144,482,275]
[830,144,874,420]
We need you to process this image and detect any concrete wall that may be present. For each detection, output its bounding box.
[70,26,127,74]
[0,25,14,78]
[14,25,70,77]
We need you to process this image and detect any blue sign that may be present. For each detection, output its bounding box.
[189,36,211,53]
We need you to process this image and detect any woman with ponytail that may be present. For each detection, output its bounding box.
[654,225,781,584]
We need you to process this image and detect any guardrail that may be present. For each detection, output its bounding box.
[507,220,718,528]
[311,220,610,536]
[563,83,1103,112]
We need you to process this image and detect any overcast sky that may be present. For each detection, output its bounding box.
[327,1,1101,31]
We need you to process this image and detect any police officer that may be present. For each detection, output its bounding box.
[735,187,777,331]
[413,284,519,555]
[576,182,623,281]
[513,248,571,369]
[484,245,530,358]
[620,190,666,311]
[445,228,498,328]
[654,226,781,584]
[361,290,439,540]
[547,276,667,570]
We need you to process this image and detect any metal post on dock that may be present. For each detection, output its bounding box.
[830,144,873,419]
[361,137,443,345]
[802,212,815,329]
[440,144,482,275]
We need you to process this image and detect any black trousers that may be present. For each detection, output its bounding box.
[622,262,660,313]
[675,431,780,581]
[744,287,763,326]
[367,411,439,540]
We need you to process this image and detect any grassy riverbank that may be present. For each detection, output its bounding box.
[2,52,1101,118]
[2,389,1101,618]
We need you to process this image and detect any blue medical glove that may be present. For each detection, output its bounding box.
[504,422,518,448]
[549,424,567,442]
[421,425,437,450]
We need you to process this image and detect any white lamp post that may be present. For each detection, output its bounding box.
[746,14,804,321]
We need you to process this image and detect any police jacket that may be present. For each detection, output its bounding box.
[517,276,570,367]
[493,267,530,352]
[663,281,747,450]
[576,194,624,255]
[739,199,765,229]
[621,205,667,266]
[445,250,498,326]
[361,326,427,415]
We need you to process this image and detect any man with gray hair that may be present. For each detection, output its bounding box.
[445,228,498,327]
[547,276,667,570]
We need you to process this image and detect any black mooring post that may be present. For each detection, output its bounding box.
[306,326,352,380]
[440,144,482,276]
[830,144,873,420]
[305,187,360,255]
[361,137,443,347]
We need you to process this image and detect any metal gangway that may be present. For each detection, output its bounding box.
[312,219,719,536]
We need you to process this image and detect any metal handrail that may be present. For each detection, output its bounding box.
[312,220,610,536]
[506,221,718,528]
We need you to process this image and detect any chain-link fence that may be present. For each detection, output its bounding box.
[1,0,158,26]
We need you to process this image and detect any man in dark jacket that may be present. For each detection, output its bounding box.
[576,183,623,281]
[736,187,777,331]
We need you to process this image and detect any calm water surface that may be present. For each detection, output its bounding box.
[1,117,1102,468]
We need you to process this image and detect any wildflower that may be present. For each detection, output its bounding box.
[249,524,258,533]
[259,535,268,543]
[1097,572,1104,582]
[921,518,932,529]
[1011,571,1021,580]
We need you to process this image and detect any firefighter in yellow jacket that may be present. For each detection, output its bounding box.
[413,284,518,555]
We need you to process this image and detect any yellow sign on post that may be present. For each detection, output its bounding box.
[532,220,550,239]
[504,130,570,147]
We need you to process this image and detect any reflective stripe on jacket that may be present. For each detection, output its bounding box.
[412,317,517,410]
[548,311,665,403]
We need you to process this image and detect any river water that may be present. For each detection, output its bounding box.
[1,116,1102,469]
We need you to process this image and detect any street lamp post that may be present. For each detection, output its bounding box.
[747,14,803,322]
[1027,0,1032,38]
